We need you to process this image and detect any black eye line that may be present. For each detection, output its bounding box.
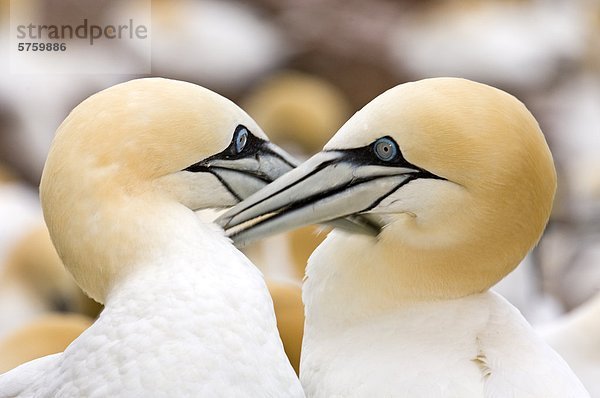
[183,124,266,172]
[323,136,405,167]
[323,136,446,181]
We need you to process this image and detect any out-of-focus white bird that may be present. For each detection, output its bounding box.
[540,74,600,220]
[540,292,600,398]
[0,176,41,266]
[0,78,304,397]
[493,254,563,325]
[533,73,600,310]
[118,0,290,91]
[387,1,586,90]
[0,0,141,181]
[220,78,589,397]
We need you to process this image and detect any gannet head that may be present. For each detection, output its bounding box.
[218,77,557,299]
[40,78,296,303]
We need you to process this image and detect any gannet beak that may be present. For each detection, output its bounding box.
[185,135,298,202]
[216,148,436,245]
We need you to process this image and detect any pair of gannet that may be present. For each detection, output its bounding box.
[0,78,304,397]
[219,78,590,397]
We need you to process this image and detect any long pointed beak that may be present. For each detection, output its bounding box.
[195,141,298,201]
[216,150,423,246]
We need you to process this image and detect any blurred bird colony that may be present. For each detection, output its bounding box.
[0,0,598,391]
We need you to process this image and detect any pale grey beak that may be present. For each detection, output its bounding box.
[185,139,298,202]
[216,149,432,246]
[202,141,298,200]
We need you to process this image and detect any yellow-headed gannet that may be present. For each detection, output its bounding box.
[267,279,305,375]
[0,164,16,183]
[0,313,92,374]
[218,77,590,397]
[0,78,304,397]
[0,226,96,339]
[243,70,352,156]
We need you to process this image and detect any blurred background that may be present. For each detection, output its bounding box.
[0,0,599,391]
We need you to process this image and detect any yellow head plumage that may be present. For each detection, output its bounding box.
[41,78,294,303]
[326,77,557,298]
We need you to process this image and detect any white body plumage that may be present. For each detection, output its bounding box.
[300,231,588,398]
[1,219,303,397]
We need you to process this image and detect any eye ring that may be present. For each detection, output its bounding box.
[235,127,249,153]
[373,137,398,161]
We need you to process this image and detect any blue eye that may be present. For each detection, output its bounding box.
[235,128,248,153]
[373,137,398,161]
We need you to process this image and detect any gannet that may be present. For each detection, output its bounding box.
[0,78,304,397]
[134,0,288,90]
[243,71,352,156]
[0,165,99,337]
[0,177,40,266]
[0,313,92,374]
[0,226,95,339]
[0,164,15,183]
[540,292,600,397]
[493,254,562,325]
[387,1,585,90]
[535,74,600,311]
[218,77,590,397]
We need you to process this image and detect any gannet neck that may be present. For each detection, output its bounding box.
[300,289,589,398]
[302,230,504,332]
[105,203,235,304]
[43,178,214,303]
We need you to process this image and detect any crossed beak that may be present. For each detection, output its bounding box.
[216,149,436,246]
